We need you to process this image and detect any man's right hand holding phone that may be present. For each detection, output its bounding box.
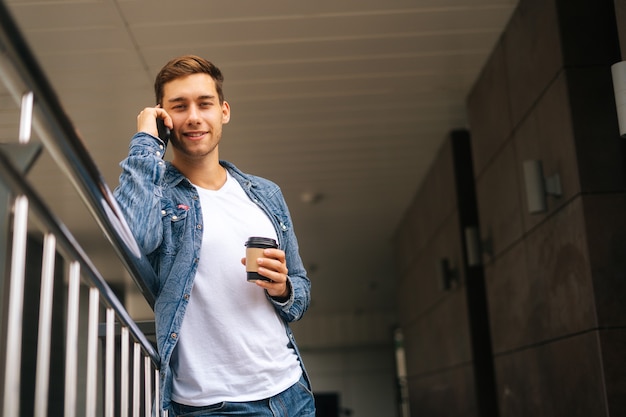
[137,107,172,144]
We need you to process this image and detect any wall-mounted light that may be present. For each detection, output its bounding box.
[438,258,458,291]
[463,226,494,267]
[465,226,482,267]
[522,160,562,214]
[611,61,626,137]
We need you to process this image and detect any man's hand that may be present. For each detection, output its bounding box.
[137,106,172,138]
[241,248,290,299]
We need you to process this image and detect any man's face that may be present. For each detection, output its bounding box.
[161,73,230,162]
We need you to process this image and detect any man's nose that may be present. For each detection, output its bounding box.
[186,104,201,124]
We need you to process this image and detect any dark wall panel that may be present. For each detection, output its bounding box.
[394,0,626,415]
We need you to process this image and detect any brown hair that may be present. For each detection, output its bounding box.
[154,55,225,105]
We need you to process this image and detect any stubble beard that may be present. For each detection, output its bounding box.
[170,130,221,161]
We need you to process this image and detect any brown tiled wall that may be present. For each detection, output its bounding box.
[393,138,479,414]
[393,0,626,415]
[471,0,624,415]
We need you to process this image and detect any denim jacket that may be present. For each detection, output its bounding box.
[113,132,311,413]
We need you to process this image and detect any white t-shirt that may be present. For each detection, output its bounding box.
[170,171,301,406]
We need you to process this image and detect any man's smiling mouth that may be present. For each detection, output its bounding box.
[184,131,207,139]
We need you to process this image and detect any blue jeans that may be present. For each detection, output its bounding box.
[171,375,315,417]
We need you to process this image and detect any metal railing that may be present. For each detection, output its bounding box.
[0,1,163,416]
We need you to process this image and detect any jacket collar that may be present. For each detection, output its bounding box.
[162,160,257,189]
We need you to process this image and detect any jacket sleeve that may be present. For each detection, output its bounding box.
[113,132,167,257]
[268,190,311,323]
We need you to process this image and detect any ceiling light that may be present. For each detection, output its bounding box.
[300,191,324,205]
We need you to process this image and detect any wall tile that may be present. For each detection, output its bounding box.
[467,39,513,176]
[408,365,477,417]
[475,140,524,261]
[487,196,596,353]
[615,0,626,58]
[599,328,626,416]
[393,138,456,273]
[523,197,596,339]
[397,212,472,375]
[502,0,562,127]
[583,193,626,327]
[484,241,529,354]
[557,1,620,67]
[567,66,626,192]
[495,332,606,417]
[403,289,471,375]
[397,211,463,326]
[513,71,580,232]
[396,245,437,326]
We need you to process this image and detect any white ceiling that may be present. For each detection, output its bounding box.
[2,0,516,318]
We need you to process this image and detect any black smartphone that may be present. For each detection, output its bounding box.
[156,118,170,145]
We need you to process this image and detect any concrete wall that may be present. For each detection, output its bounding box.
[393,0,626,415]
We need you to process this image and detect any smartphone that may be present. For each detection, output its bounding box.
[156,118,170,145]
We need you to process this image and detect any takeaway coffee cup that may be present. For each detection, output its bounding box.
[245,237,278,281]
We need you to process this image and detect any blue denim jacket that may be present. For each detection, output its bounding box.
[113,132,311,412]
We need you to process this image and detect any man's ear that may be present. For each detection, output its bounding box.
[222,101,231,124]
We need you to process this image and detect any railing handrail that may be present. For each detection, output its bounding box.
[0,148,160,365]
[0,0,157,308]
[0,3,164,415]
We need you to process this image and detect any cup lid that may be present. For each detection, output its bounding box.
[245,236,278,247]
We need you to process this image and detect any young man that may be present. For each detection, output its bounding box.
[114,55,314,416]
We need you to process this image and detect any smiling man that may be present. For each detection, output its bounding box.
[114,55,314,417]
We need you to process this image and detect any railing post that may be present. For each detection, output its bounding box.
[0,144,42,292]
[144,356,152,417]
[86,287,100,417]
[0,144,42,291]
[2,194,28,417]
[0,143,41,417]
[121,327,130,417]
[133,343,140,417]
[154,368,160,417]
[34,233,57,417]
[64,261,81,417]
[105,308,115,417]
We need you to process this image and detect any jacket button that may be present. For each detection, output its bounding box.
[171,333,178,339]
[197,224,202,229]
[161,210,166,215]
[172,215,178,220]
[183,294,190,300]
